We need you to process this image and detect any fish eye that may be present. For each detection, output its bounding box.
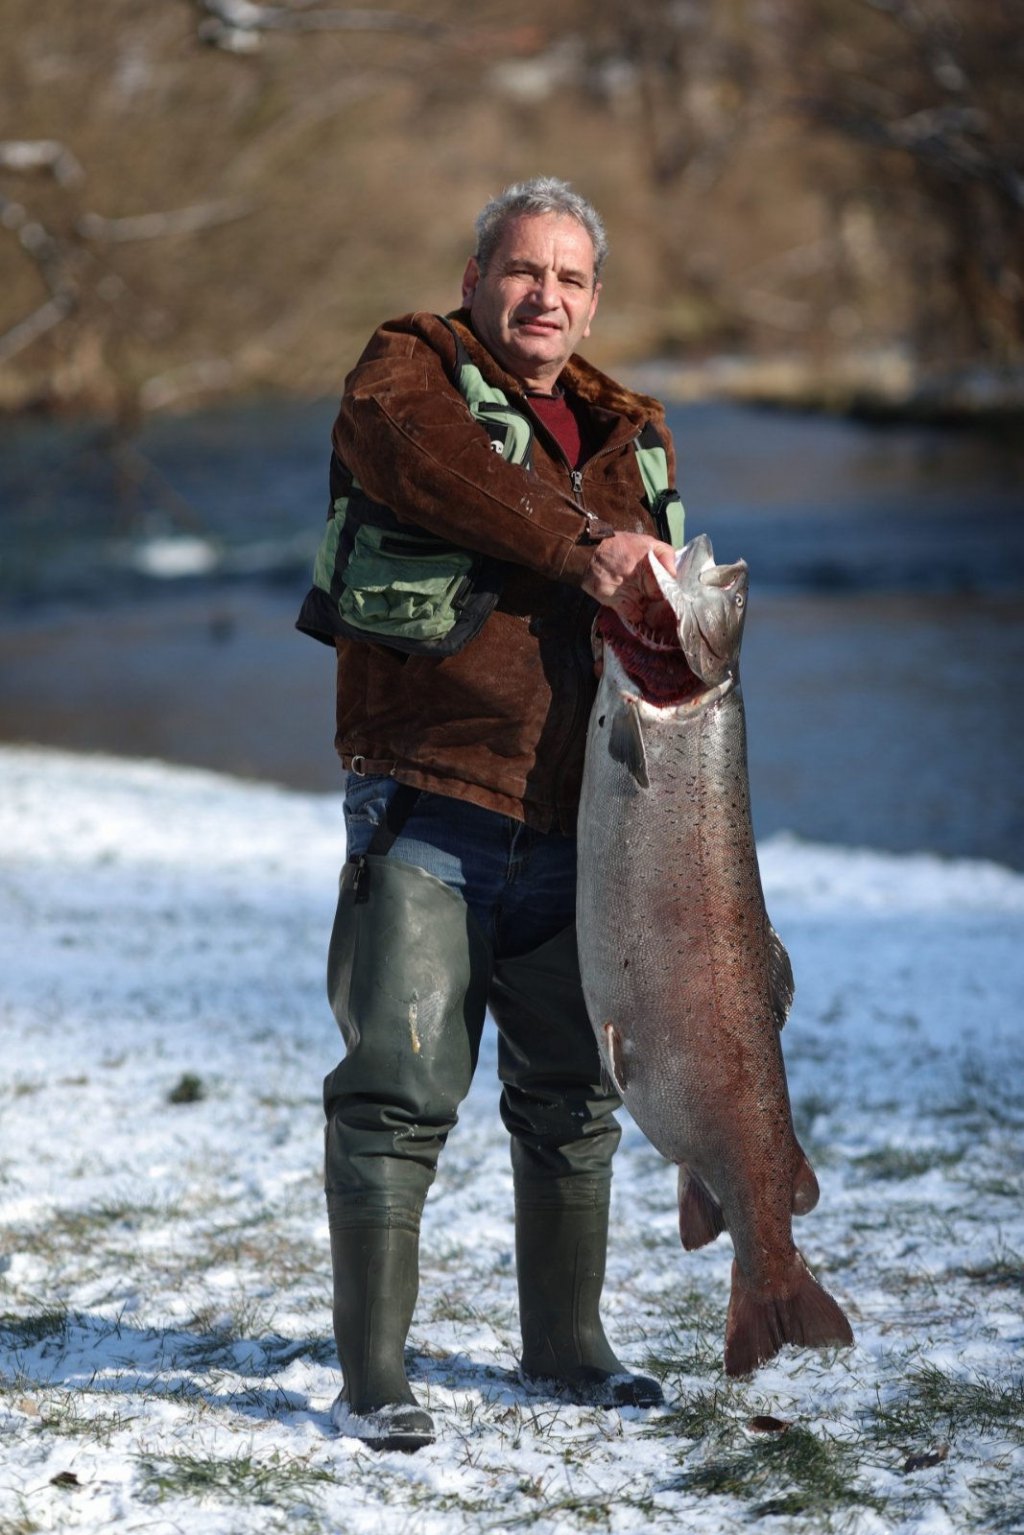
[735,595,745,608]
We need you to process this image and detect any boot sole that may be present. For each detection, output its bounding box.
[331,1393,435,1451]
[519,1367,664,1409]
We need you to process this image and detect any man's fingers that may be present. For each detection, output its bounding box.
[639,554,671,597]
[582,533,678,611]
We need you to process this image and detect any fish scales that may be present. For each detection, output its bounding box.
[577,534,854,1377]
[579,679,800,1275]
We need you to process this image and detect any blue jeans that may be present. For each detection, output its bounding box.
[343,773,578,960]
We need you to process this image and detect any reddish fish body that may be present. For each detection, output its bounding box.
[577,535,853,1376]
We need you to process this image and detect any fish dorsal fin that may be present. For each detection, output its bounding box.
[769,924,794,1029]
[608,701,649,788]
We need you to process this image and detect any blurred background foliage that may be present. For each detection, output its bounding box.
[1,0,1022,416]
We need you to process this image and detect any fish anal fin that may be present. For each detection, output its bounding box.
[792,1149,820,1216]
[723,1255,854,1378]
[678,1166,726,1250]
[602,1022,628,1093]
[768,924,794,1029]
[608,701,649,788]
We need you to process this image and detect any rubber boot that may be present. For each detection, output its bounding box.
[328,1218,435,1451]
[515,1179,664,1409]
[323,854,492,1449]
[485,925,662,1409]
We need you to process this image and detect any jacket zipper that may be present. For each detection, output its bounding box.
[568,429,651,516]
[522,406,648,823]
[555,463,598,819]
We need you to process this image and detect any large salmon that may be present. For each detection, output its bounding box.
[577,534,853,1377]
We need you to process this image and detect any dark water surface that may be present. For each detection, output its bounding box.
[1,399,1021,867]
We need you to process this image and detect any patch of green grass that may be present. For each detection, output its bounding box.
[968,1472,1024,1534]
[915,1366,1023,1440]
[965,1177,1021,1199]
[0,1308,68,1349]
[642,1386,738,1442]
[867,1364,1024,1453]
[512,1494,616,1528]
[960,1248,1024,1291]
[647,1288,728,1380]
[430,1292,484,1325]
[0,1515,41,1535]
[851,1146,963,1182]
[667,1425,881,1521]
[36,1392,138,1445]
[10,1080,44,1099]
[937,1069,1024,1132]
[137,1447,334,1508]
[167,1072,207,1104]
[1,1199,178,1275]
[188,1213,325,1291]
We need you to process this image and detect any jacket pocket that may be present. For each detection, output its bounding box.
[338,523,476,644]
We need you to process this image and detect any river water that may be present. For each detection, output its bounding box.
[1,398,1021,867]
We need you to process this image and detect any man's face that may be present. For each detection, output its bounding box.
[461,212,601,391]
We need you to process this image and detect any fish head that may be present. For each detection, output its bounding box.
[650,534,749,687]
[594,534,748,708]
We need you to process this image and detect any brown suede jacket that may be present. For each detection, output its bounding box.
[322,308,677,833]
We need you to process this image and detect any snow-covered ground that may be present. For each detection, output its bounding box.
[1,746,1021,1534]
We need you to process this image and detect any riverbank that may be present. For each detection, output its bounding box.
[5,350,1024,425]
[626,352,1024,423]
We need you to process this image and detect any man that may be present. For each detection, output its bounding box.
[297,177,682,1451]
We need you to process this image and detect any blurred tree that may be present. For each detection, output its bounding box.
[583,0,764,189]
[784,0,1024,366]
[1,0,1021,414]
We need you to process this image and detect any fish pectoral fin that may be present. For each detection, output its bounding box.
[678,1166,726,1250]
[602,1022,629,1093]
[608,701,650,788]
[768,924,795,1029]
[792,1149,820,1216]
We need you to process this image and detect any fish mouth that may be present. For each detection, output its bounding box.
[596,608,705,706]
[650,540,748,685]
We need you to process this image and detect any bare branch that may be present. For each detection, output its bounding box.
[138,357,238,411]
[801,96,1024,210]
[0,154,252,377]
[76,199,253,244]
[0,190,77,310]
[0,139,85,186]
[194,0,446,50]
[0,295,75,364]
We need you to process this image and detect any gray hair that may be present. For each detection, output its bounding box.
[474,176,608,282]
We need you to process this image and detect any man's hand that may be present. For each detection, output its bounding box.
[581,532,677,629]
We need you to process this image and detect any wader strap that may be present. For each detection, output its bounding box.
[347,783,422,903]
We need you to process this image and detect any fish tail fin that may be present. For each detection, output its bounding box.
[677,1165,726,1250]
[724,1254,854,1378]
